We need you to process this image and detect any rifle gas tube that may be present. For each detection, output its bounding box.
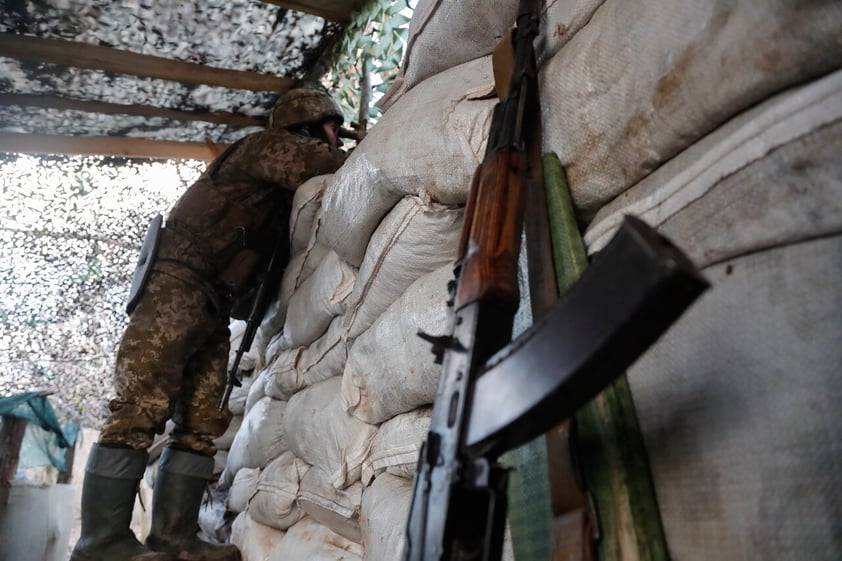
[401,2,709,560]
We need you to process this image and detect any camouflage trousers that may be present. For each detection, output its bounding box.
[98,269,232,457]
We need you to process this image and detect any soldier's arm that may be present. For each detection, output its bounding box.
[227,129,346,190]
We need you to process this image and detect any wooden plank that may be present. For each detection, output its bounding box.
[0,416,27,484]
[0,94,267,127]
[261,0,366,22]
[0,131,229,160]
[0,33,296,92]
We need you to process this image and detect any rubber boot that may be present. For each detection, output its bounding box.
[146,448,241,561]
[70,444,174,561]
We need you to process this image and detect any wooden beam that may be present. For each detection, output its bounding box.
[0,33,296,92]
[261,0,366,22]
[0,94,268,128]
[0,131,229,160]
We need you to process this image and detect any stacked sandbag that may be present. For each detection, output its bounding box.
[225,2,841,560]
[230,512,285,561]
[538,0,842,216]
[219,38,499,560]
[578,69,842,560]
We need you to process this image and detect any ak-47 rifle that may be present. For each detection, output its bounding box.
[218,240,287,411]
[402,2,709,560]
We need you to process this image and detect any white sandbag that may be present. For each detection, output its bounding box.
[361,408,432,485]
[259,239,332,345]
[299,466,363,544]
[213,414,242,451]
[225,396,288,477]
[627,236,842,561]
[231,512,285,561]
[401,0,518,91]
[279,250,356,350]
[538,0,605,64]
[359,473,517,561]
[318,56,494,267]
[244,367,269,415]
[342,198,461,342]
[268,517,363,561]
[584,69,842,263]
[285,377,377,490]
[290,174,332,256]
[380,0,603,110]
[248,451,309,531]
[360,473,412,561]
[227,467,260,514]
[266,317,347,402]
[540,0,842,215]
[213,450,227,478]
[342,266,452,424]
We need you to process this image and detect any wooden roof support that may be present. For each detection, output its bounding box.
[0,33,296,92]
[0,93,267,128]
[0,131,229,160]
[261,0,366,22]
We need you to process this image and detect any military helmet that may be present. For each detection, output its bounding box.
[270,88,344,130]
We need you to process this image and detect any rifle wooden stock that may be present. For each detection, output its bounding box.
[456,147,528,312]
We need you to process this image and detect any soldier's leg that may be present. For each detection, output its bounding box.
[98,271,218,450]
[168,321,232,455]
[147,323,241,561]
[71,270,217,561]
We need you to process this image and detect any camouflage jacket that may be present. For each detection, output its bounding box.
[154,128,345,312]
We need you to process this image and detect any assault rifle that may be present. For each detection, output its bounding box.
[218,240,287,411]
[401,2,709,560]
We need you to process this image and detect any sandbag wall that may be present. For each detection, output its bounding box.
[392,1,839,560]
[219,1,842,560]
[214,49,506,561]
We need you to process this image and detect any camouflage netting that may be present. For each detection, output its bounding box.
[0,153,204,426]
[0,0,341,143]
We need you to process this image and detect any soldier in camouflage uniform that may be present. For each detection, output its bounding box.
[71,88,346,561]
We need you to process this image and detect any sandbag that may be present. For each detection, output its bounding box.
[290,174,332,256]
[284,377,377,490]
[540,0,842,215]
[360,474,413,561]
[231,512,285,561]
[318,56,494,267]
[279,250,356,350]
[584,69,842,263]
[213,414,242,451]
[342,265,452,424]
[266,317,347,402]
[244,367,269,415]
[213,450,227,478]
[342,198,461,342]
[299,466,364,544]
[538,0,605,64]
[627,236,842,561]
[400,0,518,92]
[224,396,288,479]
[260,238,332,344]
[227,467,260,514]
[361,407,432,485]
[268,517,363,561]
[248,451,309,531]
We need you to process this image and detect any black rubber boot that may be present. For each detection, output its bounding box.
[69,444,174,561]
[146,448,241,561]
